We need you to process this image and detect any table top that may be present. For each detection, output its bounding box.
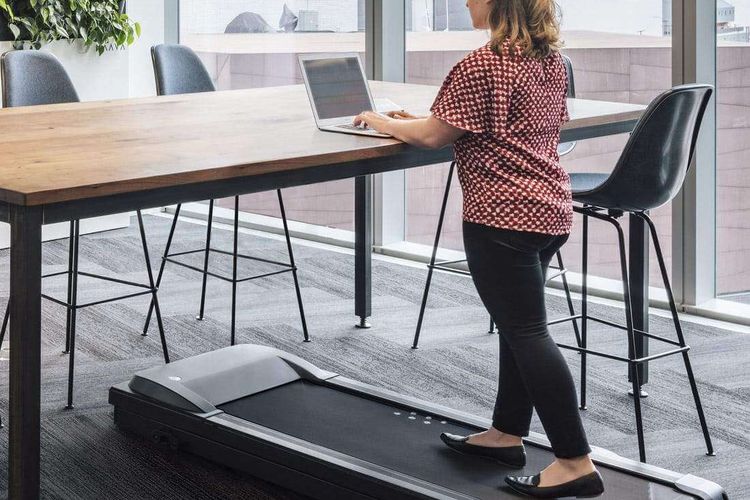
[0,81,644,207]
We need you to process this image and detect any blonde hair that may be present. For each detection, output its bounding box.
[489,0,563,59]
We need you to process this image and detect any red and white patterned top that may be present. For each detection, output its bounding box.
[431,40,573,235]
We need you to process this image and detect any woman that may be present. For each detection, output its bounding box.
[354,1,603,498]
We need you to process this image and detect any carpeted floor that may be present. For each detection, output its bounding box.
[0,214,745,499]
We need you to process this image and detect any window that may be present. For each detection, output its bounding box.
[716,0,750,303]
[179,0,364,231]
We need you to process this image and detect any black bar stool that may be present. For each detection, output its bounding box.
[555,84,715,463]
[0,50,169,410]
[412,54,581,349]
[144,44,309,345]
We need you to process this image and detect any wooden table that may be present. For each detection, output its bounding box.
[0,81,644,498]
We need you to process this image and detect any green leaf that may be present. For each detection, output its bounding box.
[8,23,19,39]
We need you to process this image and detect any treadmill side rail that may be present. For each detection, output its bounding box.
[674,475,728,500]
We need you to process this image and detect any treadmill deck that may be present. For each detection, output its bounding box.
[219,380,694,500]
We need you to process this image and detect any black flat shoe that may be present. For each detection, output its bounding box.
[504,470,604,498]
[440,433,526,468]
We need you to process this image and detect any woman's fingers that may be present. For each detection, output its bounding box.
[386,110,414,119]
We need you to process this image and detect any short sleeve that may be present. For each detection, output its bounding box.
[561,99,570,123]
[430,53,502,134]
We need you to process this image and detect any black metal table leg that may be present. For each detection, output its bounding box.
[9,205,43,499]
[354,175,372,329]
[628,213,650,395]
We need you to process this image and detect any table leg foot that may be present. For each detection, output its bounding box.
[355,317,371,329]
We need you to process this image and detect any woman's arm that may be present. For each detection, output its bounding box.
[353,111,466,149]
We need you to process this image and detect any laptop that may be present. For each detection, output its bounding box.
[299,53,396,138]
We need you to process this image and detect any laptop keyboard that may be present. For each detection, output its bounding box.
[336,124,370,131]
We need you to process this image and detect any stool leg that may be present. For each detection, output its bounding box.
[556,251,582,348]
[0,300,9,348]
[641,213,714,456]
[413,162,455,349]
[197,200,214,321]
[277,190,310,342]
[143,204,181,335]
[580,214,589,410]
[230,196,239,346]
[66,220,81,410]
[613,218,646,463]
[137,211,170,364]
[63,220,75,353]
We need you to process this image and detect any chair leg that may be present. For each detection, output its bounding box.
[197,200,215,321]
[0,300,9,348]
[230,196,240,346]
[612,217,647,463]
[63,220,75,353]
[143,204,181,335]
[579,214,589,410]
[488,319,496,335]
[556,251,582,348]
[277,190,310,343]
[640,213,714,456]
[413,162,456,349]
[66,220,81,410]
[137,211,170,364]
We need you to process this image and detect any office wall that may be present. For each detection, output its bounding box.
[128,0,166,98]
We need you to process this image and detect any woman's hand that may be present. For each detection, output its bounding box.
[353,111,466,149]
[353,111,393,135]
[386,110,421,120]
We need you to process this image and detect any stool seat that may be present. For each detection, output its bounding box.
[570,173,608,197]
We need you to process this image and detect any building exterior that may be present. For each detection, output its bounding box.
[663,0,750,42]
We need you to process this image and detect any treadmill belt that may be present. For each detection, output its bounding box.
[219,381,696,499]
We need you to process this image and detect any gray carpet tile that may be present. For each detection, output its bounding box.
[0,214,746,499]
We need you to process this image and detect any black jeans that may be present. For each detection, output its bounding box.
[463,221,591,459]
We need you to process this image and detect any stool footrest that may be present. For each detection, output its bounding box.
[164,256,295,284]
[42,289,154,310]
[556,342,690,364]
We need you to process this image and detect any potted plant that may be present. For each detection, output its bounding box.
[0,0,140,54]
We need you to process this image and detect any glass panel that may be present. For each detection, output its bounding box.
[716,1,750,303]
[179,1,365,231]
[404,1,672,288]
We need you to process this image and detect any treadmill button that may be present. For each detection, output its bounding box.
[408,416,416,420]
[393,412,401,416]
[425,416,432,420]
[441,421,448,424]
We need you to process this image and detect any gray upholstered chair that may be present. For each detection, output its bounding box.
[0,50,170,410]
[143,44,309,345]
[412,54,582,349]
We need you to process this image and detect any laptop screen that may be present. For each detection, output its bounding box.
[302,57,373,120]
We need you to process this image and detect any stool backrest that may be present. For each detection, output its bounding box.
[151,44,216,96]
[1,50,79,107]
[558,54,576,157]
[562,54,575,98]
[582,84,713,212]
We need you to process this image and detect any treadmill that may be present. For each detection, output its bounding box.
[109,344,727,500]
